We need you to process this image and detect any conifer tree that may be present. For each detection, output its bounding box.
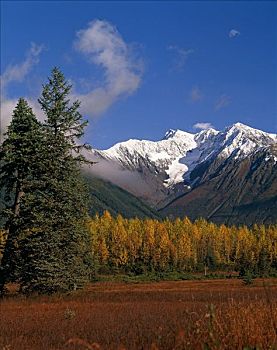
[0,98,42,294]
[19,68,93,293]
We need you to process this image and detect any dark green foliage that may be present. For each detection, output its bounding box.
[83,173,160,219]
[19,167,92,293]
[0,68,93,294]
[19,231,67,293]
[38,67,88,150]
[0,98,42,292]
[0,98,42,219]
[0,173,159,226]
[18,68,92,294]
[237,255,254,278]
[0,189,7,228]
[204,245,218,271]
[242,270,255,285]
[256,246,271,276]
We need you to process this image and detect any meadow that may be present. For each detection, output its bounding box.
[0,278,276,350]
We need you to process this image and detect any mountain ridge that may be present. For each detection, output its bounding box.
[83,122,276,225]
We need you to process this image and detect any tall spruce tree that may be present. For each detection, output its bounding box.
[0,98,42,294]
[19,68,93,294]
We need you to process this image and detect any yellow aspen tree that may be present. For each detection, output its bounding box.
[98,236,109,265]
[177,233,193,271]
[126,218,143,266]
[109,215,129,268]
[155,222,171,270]
[142,219,156,268]
[209,222,221,266]
[219,224,233,265]
[235,225,256,273]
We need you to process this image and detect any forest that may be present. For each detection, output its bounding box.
[1,212,277,281]
[88,212,277,277]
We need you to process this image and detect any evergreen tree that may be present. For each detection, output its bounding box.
[257,246,271,276]
[19,68,93,294]
[0,98,42,294]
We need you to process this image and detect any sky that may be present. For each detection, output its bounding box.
[1,1,277,149]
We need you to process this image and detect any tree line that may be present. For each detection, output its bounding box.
[88,211,277,276]
[2,210,276,281]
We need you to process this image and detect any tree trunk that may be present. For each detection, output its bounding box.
[0,181,24,295]
[13,180,24,217]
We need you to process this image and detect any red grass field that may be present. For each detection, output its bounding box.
[0,279,276,350]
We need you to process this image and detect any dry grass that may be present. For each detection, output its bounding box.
[0,279,276,350]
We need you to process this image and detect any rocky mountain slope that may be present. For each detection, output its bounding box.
[162,143,277,225]
[84,123,276,224]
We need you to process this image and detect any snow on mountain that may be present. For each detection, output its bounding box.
[84,123,277,205]
[213,122,277,159]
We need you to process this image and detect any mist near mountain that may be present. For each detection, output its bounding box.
[83,122,276,224]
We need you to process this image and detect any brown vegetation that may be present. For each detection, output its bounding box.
[0,279,276,350]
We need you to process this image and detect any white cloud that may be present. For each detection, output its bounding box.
[74,19,143,116]
[0,98,18,134]
[193,122,214,130]
[189,86,203,102]
[1,20,143,137]
[229,29,240,38]
[0,43,44,138]
[1,43,44,95]
[167,45,194,70]
[215,94,231,111]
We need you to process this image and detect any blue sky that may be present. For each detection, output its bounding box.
[1,1,276,149]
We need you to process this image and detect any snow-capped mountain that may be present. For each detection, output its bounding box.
[84,122,277,214]
[163,142,277,225]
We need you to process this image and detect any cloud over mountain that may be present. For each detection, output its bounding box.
[193,122,213,130]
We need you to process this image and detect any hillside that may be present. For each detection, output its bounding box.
[83,173,160,219]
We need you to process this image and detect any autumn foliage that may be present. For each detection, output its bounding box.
[88,211,277,276]
[1,212,276,279]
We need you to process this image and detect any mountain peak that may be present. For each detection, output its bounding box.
[225,122,276,140]
[194,127,219,144]
[163,129,194,140]
[233,122,248,128]
[225,122,251,132]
